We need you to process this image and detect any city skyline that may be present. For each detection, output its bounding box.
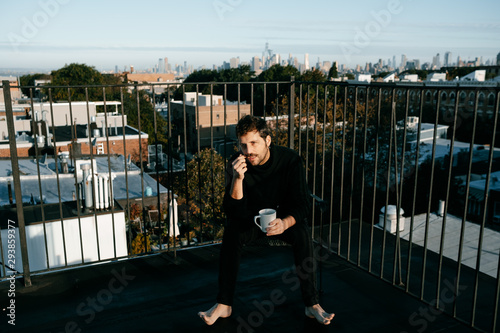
[0,0,499,73]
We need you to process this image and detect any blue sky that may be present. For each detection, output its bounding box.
[0,0,499,72]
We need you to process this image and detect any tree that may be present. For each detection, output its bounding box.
[50,63,105,101]
[185,148,226,241]
[19,73,51,97]
[328,62,338,80]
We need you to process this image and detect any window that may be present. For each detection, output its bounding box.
[488,93,496,106]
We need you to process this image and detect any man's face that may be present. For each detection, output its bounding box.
[239,130,271,166]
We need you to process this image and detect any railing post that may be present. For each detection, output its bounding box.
[288,76,295,150]
[2,80,32,287]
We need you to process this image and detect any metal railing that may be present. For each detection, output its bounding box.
[1,78,500,332]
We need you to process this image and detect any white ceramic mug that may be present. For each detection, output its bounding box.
[254,209,277,232]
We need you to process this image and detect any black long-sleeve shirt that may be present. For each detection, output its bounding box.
[223,144,311,228]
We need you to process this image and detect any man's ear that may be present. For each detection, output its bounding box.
[266,135,271,147]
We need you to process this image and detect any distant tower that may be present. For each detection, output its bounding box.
[401,54,407,68]
[230,57,240,69]
[304,53,310,70]
[130,65,134,73]
[262,42,273,69]
[158,58,164,73]
[497,52,500,65]
[393,55,396,68]
[164,57,169,73]
[251,56,261,71]
[444,51,452,67]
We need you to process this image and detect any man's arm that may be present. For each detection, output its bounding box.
[230,155,246,200]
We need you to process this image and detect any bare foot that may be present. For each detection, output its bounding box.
[198,303,232,325]
[305,304,335,325]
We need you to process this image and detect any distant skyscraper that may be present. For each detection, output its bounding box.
[432,53,440,69]
[229,57,240,69]
[401,54,407,68]
[251,56,261,72]
[158,58,164,73]
[164,57,169,73]
[444,52,451,67]
[497,52,500,65]
[304,53,310,70]
[393,55,396,69]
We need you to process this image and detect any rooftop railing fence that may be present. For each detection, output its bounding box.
[1,79,500,332]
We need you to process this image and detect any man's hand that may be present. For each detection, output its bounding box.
[266,216,295,236]
[230,155,246,200]
[232,154,247,180]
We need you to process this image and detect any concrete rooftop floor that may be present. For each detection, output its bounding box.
[0,241,482,333]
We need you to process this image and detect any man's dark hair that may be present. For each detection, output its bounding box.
[236,115,272,140]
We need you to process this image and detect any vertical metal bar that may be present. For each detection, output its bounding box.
[263,83,267,118]
[311,85,319,238]
[103,88,118,258]
[395,90,409,285]
[405,88,425,292]
[347,87,358,262]
[29,88,50,271]
[391,98,400,286]
[149,84,162,251]
[237,83,241,121]
[47,88,66,270]
[357,87,369,266]
[328,85,338,253]
[119,87,132,255]
[3,80,31,286]
[420,88,441,300]
[298,84,303,156]
[250,83,254,116]
[289,76,295,150]
[182,85,190,250]
[210,84,215,242]
[382,90,394,277]
[338,86,347,257]
[471,89,488,327]
[319,85,328,247]
[134,85,147,253]
[305,84,310,184]
[368,88,382,273]
[276,83,279,143]
[490,90,500,333]
[436,88,458,308]
[195,84,203,243]
[393,89,408,287]
[66,87,82,266]
[452,88,475,317]
[380,88,395,279]
[224,84,228,166]
[84,88,100,261]
[166,86,175,251]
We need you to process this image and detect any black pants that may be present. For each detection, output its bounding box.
[216,221,319,307]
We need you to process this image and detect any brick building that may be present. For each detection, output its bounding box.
[169,92,251,154]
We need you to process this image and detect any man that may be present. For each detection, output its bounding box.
[198,115,334,325]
